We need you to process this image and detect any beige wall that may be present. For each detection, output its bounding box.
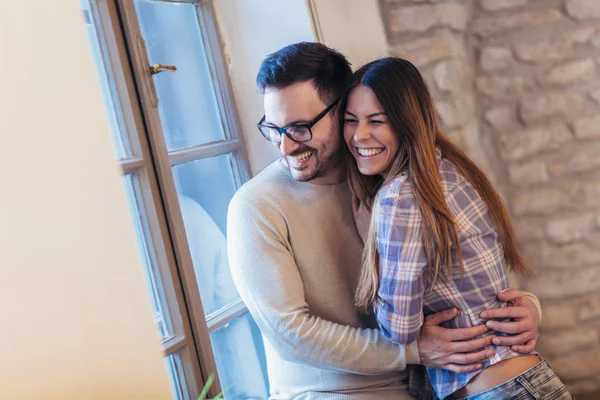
[381,0,600,396]
[0,2,171,399]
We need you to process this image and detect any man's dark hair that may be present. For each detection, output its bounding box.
[256,42,352,105]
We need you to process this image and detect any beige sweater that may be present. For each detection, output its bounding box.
[227,161,417,399]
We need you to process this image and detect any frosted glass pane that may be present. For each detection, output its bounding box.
[210,313,269,399]
[135,0,226,150]
[173,155,240,315]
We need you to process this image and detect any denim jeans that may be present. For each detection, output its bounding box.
[454,359,573,400]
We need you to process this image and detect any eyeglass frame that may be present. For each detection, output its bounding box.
[256,98,340,143]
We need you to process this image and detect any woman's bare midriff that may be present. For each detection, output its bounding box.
[452,355,541,399]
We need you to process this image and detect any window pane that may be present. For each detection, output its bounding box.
[173,154,240,315]
[165,347,198,400]
[80,0,130,159]
[210,313,269,399]
[134,0,226,150]
[123,174,173,341]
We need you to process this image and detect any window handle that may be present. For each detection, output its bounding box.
[150,63,177,75]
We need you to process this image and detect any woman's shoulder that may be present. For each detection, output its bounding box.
[377,173,415,212]
[376,158,472,212]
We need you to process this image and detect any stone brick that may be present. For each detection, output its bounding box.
[539,59,596,87]
[513,217,546,243]
[538,327,599,356]
[568,379,600,396]
[592,33,600,48]
[512,187,569,216]
[446,121,479,150]
[572,115,600,139]
[527,233,600,269]
[566,0,600,20]
[583,180,600,203]
[546,213,596,244]
[446,128,468,149]
[391,32,465,67]
[436,96,473,129]
[477,75,531,99]
[548,143,600,177]
[580,292,600,321]
[389,4,469,33]
[539,300,579,330]
[433,60,469,94]
[514,26,598,63]
[484,106,516,133]
[387,0,470,3]
[507,160,548,186]
[479,0,528,12]
[527,266,600,299]
[499,124,571,161]
[480,46,514,73]
[551,350,600,380]
[519,93,582,125]
[590,88,600,104]
[472,9,562,37]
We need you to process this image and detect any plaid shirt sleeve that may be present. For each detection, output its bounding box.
[374,179,428,345]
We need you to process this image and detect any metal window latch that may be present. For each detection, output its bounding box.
[150,63,177,75]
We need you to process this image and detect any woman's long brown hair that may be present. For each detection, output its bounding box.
[342,58,534,312]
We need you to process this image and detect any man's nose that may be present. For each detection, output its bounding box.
[279,133,299,156]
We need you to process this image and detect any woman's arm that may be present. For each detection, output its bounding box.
[374,195,429,345]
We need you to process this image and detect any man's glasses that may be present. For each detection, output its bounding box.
[257,99,339,143]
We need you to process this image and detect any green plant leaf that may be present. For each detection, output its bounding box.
[197,374,214,400]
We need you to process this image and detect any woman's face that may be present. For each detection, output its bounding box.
[344,85,400,176]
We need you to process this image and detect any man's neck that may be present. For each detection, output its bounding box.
[310,162,347,185]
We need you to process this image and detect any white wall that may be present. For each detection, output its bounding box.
[215,0,390,176]
[0,2,172,399]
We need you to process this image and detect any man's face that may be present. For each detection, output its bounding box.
[263,81,343,184]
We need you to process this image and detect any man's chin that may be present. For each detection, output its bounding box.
[289,166,319,182]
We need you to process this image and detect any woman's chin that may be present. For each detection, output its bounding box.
[358,164,382,176]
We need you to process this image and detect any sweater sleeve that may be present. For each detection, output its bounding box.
[522,291,542,323]
[226,195,420,375]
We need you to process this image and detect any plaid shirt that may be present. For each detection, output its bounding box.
[373,155,531,399]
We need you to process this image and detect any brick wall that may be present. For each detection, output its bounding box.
[380,0,600,395]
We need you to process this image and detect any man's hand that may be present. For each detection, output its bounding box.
[418,308,494,373]
[480,289,540,353]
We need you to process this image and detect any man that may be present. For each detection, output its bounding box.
[227,42,541,399]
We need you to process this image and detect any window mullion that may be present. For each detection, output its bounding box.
[205,300,248,333]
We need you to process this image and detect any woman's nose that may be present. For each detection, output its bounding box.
[353,123,370,142]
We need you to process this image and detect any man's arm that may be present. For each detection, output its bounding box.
[226,195,419,375]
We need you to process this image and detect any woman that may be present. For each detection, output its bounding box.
[342,57,572,400]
